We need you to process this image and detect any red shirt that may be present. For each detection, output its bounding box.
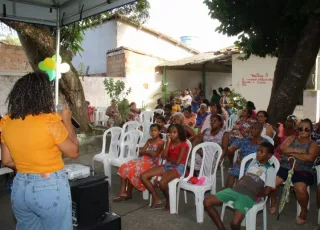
[168,141,190,164]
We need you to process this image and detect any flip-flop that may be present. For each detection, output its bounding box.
[113,195,132,202]
[149,203,164,210]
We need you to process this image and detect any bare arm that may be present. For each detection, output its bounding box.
[184,125,196,141]
[287,141,319,162]
[220,132,229,162]
[1,143,16,170]
[140,141,164,158]
[280,136,303,155]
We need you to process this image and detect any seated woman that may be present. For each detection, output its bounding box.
[114,124,164,201]
[269,119,318,225]
[183,106,196,128]
[195,103,209,128]
[172,112,196,141]
[226,122,265,188]
[192,114,229,173]
[247,101,257,119]
[200,103,228,133]
[130,102,140,121]
[274,115,298,160]
[141,124,190,210]
[227,106,256,164]
[155,98,164,109]
[106,99,119,119]
[257,110,275,138]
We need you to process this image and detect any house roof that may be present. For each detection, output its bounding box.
[157,46,241,72]
[107,46,167,61]
[94,14,200,55]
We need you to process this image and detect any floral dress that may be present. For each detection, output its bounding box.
[117,139,164,191]
[229,117,256,146]
[229,137,267,178]
[192,128,225,171]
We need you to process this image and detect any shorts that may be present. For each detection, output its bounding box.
[215,188,255,214]
[277,167,314,186]
[162,163,185,177]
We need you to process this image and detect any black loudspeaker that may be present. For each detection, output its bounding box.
[78,213,121,230]
[70,177,109,228]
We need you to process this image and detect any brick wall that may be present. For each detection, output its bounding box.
[0,42,32,71]
[106,52,125,77]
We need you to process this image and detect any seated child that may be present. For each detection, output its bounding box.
[141,123,190,210]
[156,116,167,133]
[204,142,276,230]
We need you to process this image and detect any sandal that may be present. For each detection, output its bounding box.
[296,216,307,225]
[149,203,164,210]
[113,195,132,202]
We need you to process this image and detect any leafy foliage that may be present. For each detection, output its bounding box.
[229,90,247,114]
[204,0,320,59]
[104,78,132,122]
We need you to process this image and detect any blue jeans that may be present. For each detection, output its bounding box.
[11,169,72,230]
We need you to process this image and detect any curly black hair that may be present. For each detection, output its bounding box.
[7,71,55,120]
[167,123,187,142]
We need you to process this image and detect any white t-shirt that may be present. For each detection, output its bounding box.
[181,95,192,108]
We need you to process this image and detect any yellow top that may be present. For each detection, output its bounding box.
[0,113,68,173]
[172,104,181,113]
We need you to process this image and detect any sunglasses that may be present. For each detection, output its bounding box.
[298,127,310,132]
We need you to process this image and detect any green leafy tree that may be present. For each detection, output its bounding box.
[204,0,320,124]
[0,0,150,131]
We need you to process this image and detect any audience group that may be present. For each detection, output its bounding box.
[108,87,320,229]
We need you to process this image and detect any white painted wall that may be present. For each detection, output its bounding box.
[157,70,232,101]
[116,21,194,61]
[72,21,117,75]
[232,54,277,111]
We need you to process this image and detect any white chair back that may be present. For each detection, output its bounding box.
[122,121,140,134]
[187,142,222,184]
[161,133,167,141]
[154,109,165,116]
[227,114,238,131]
[101,127,122,157]
[140,111,154,123]
[119,130,143,159]
[239,154,280,178]
[181,140,193,177]
[233,149,240,165]
[261,135,274,146]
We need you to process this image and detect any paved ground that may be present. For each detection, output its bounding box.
[0,153,319,230]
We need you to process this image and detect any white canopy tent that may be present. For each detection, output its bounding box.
[0,0,137,105]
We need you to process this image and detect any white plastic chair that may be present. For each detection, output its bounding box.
[122,121,140,135]
[0,147,14,176]
[104,130,143,186]
[177,142,222,223]
[139,122,153,147]
[261,135,274,145]
[92,127,122,184]
[315,163,320,224]
[221,154,280,230]
[149,140,192,213]
[140,111,154,123]
[154,109,165,116]
[227,115,238,131]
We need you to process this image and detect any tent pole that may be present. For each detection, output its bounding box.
[55,7,61,107]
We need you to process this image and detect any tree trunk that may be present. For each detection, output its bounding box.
[1,21,89,132]
[267,14,320,125]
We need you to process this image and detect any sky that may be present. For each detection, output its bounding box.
[146,0,237,52]
[0,0,237,52]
